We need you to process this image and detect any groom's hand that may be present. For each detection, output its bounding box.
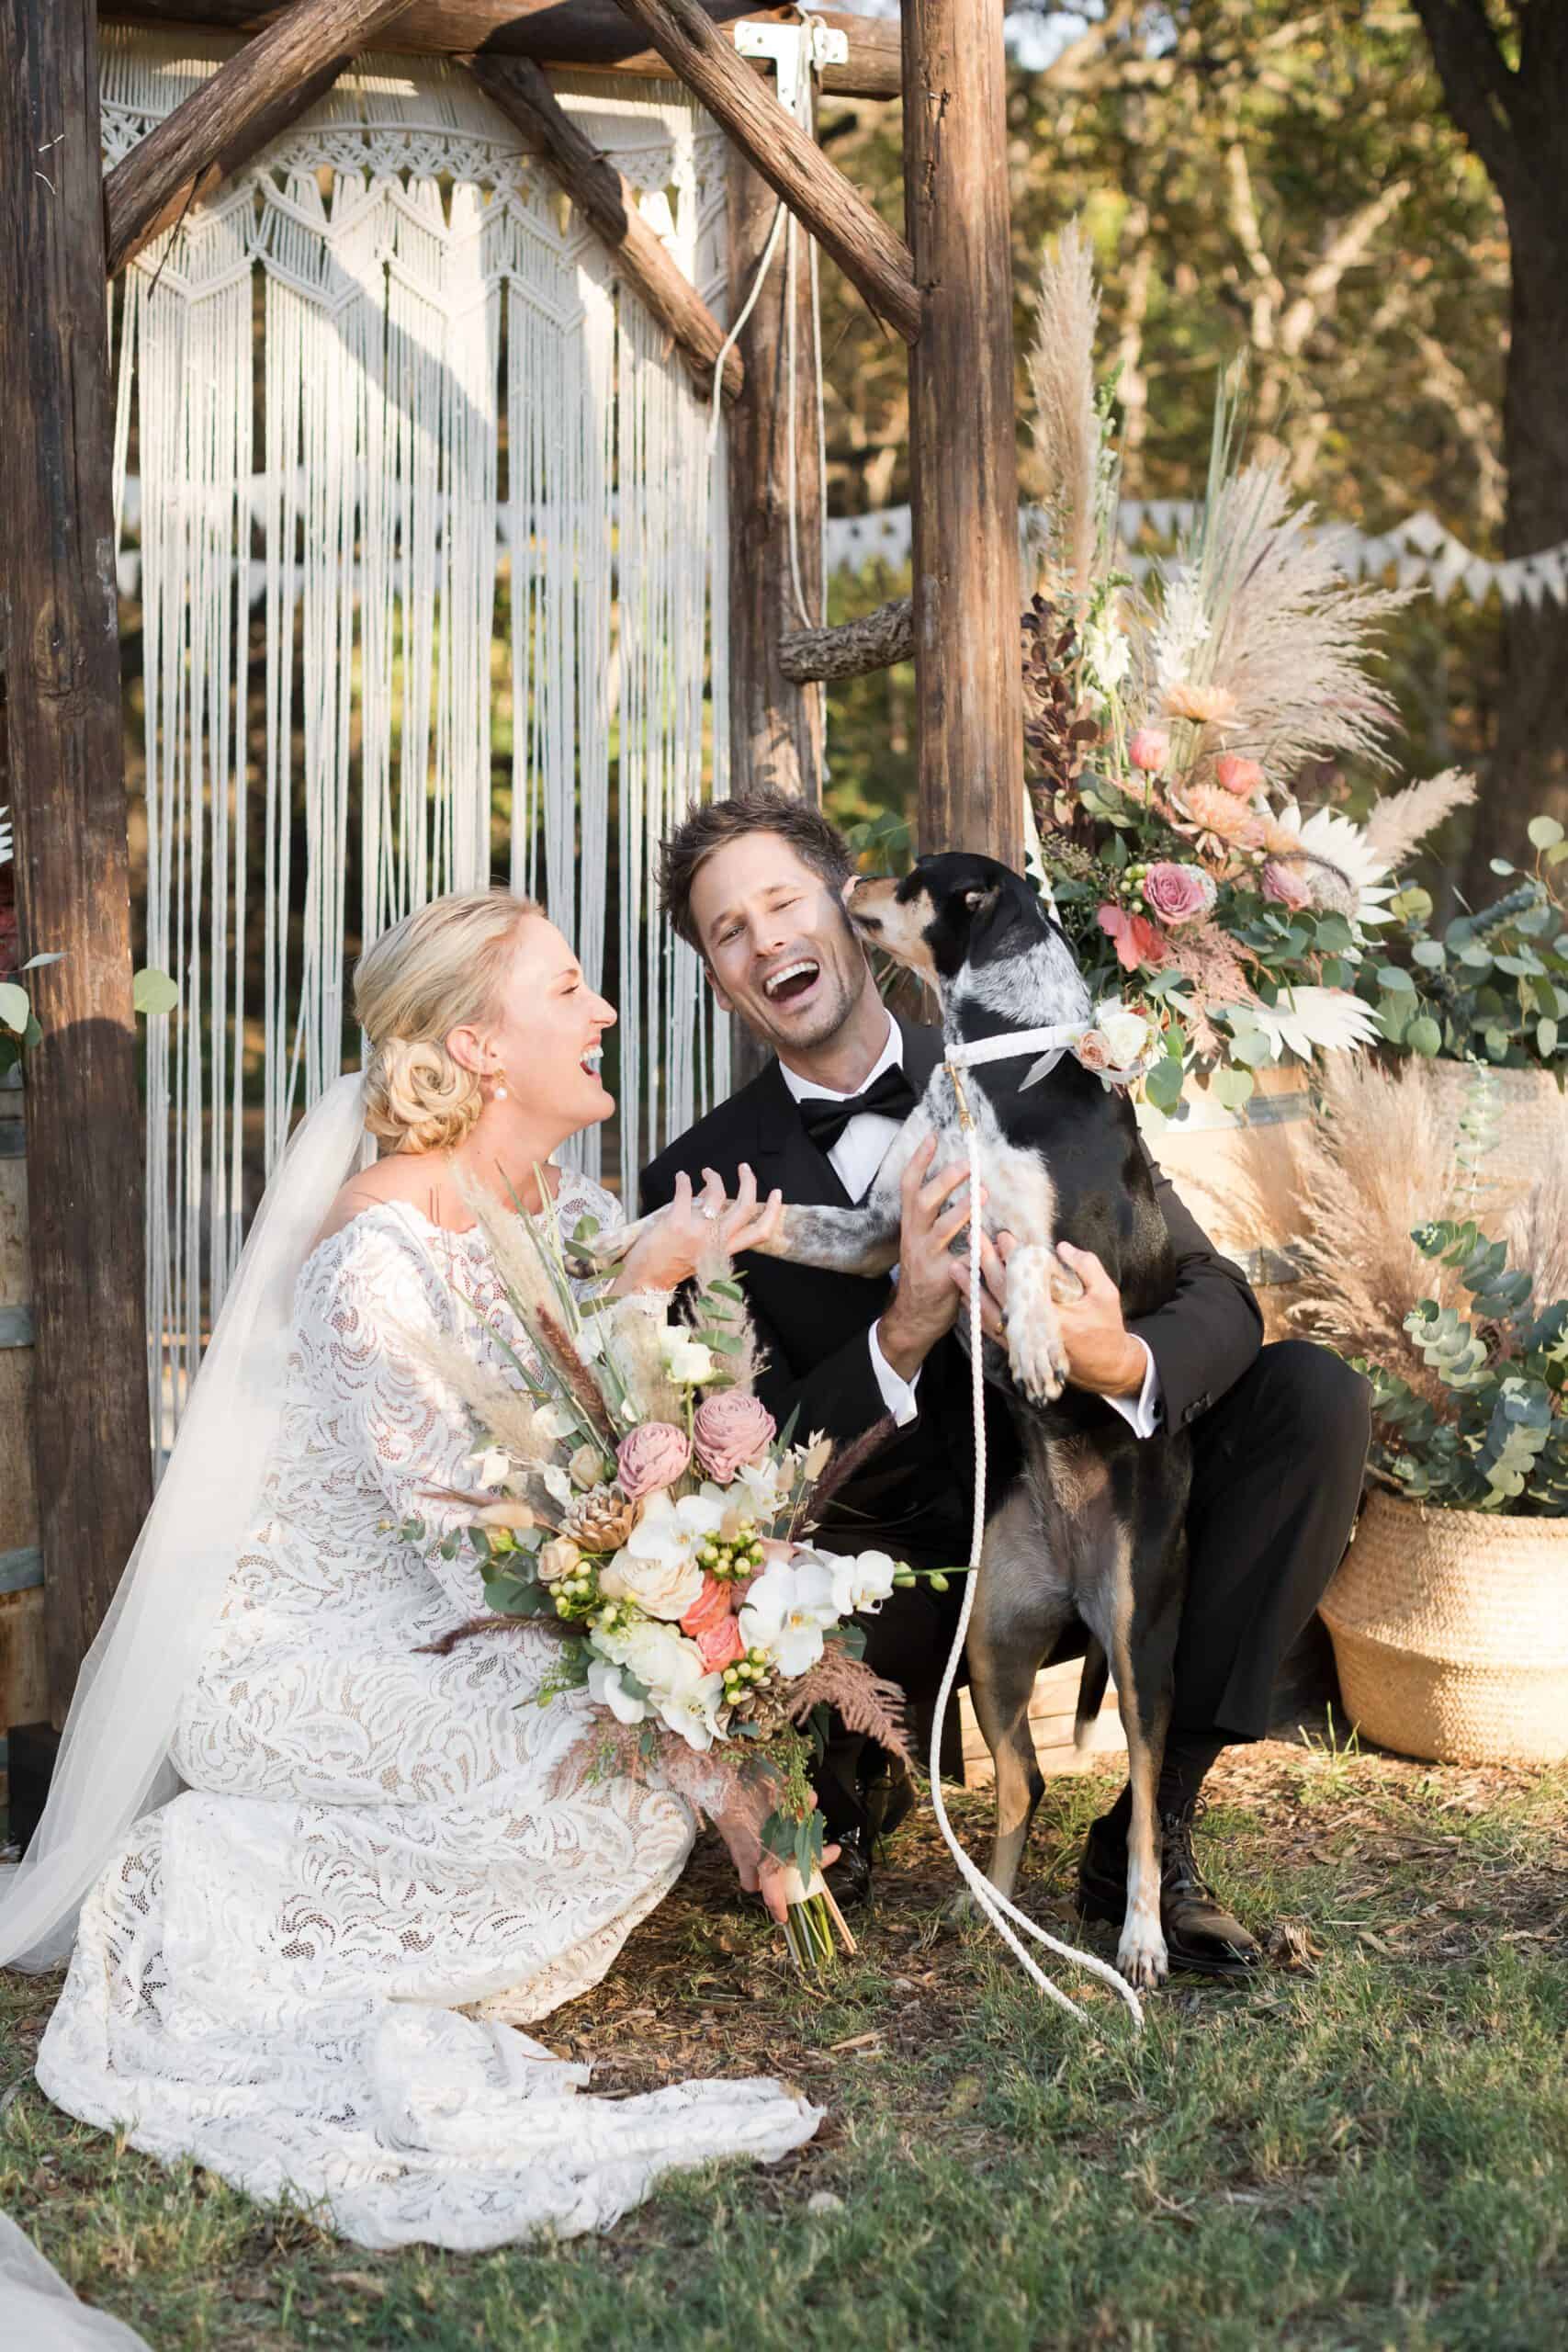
[957,1232,1145,1398]
[876,1137,982,1381]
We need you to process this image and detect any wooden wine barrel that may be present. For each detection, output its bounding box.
[1140,1063,1314,1340]
[0,1068,47,1816]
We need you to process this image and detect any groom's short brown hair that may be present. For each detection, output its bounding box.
[659,790,855,952]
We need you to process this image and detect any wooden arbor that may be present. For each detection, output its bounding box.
[0,0,1024,1713]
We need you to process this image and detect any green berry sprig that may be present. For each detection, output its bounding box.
[720,1645,772,1705]
[551,1569,602,1622]
[698,1521,767,1583]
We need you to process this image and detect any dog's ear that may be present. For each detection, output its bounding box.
[964,874,1035,966]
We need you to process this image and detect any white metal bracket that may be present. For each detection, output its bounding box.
[734,19,849,117]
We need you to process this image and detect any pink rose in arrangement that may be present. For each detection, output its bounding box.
[615,1421,691,1498]
[1098,904,1172,973]
[1127,727,1170,775]
[1142,862,1216,928]
[681,1574,747,1672]
[1214,754,1264,797]
[692,1390,777,1483]
[1262,858,1314,911]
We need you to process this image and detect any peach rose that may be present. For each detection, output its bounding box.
[681,1574,746,1672]
[693,1390,777,1484]
[1128,727,1170,774]
[615,1422,691,1498]
[1214,754,1264,797]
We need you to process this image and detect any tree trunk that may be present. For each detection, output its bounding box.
[1467,203,1568,891]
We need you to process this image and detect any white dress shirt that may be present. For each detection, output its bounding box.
[779,1013,1163,1440]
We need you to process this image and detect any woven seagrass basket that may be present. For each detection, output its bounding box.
[1420,1062,1568,1196]
[1321,1488,1568,1766]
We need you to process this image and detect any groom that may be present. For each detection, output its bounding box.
[640,791,1370,1976]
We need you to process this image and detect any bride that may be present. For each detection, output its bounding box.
[0,888,822,2254]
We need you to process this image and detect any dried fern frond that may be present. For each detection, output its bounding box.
[787,1641,912,1769]
[1027,220,1115,599]
[1362,768,1476,872]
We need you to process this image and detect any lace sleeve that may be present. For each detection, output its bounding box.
[294,1213,489,1616]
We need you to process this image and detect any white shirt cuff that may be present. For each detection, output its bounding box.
[1100,1336,1162,1439]
[867,1322,921,1429]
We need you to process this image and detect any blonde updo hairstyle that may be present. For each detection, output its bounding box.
[355,888,542,1154]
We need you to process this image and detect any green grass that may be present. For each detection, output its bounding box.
[3,1743,1565,2350]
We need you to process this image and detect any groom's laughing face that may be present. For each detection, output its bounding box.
[688,833,869,1052]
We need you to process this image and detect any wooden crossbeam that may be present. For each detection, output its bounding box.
[103,6,904,98]
[608,0,922,343]
[470,53,742,405]
[103,0,417,277]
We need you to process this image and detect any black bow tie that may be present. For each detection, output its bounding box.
[797,1062,919,1154]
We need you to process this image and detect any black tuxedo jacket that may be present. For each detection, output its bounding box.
[639,1017,1263,1562]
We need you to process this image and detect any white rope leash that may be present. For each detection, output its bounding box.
[923,1063,1145,2030]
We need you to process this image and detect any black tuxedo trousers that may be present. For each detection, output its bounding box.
[641,1023,1371,1836]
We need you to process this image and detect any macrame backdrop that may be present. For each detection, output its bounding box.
[100,31,741,1456]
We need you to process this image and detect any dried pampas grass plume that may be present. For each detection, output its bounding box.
[1362,769,1476,873]
[1027,219,1103,598]
[1288,1057,1515,1401]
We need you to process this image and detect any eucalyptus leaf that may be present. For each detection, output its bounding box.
[132,967,180,1016]
[1527,815,1564,850]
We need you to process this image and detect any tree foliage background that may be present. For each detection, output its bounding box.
[818,1,1517,895]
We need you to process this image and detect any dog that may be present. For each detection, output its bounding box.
[599,854,1191,1987]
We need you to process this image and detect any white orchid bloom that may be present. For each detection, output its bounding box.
[586,1657,650,1726]
[728,1455,789,1521]
[826,1547,899,1618]
[652,1654,728,1752]
[739,1556,840,1679]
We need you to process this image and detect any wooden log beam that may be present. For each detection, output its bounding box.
[779,593,912,684]
[103,0,417,277]
[470,53,742,404]
[609,0,921,343]
[903,0,1023,865]
[104,6,905,98]
[727,146,823,801]
[0,0,153,1720]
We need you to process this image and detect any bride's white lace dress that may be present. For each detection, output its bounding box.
[35,1178,818,2251]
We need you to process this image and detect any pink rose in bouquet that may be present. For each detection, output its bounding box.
[681,1574,747,1671]
[1262,858,1314,910]
[1128,728,1169,774]
[616,1421,691,1498]
[693,1390,776,1483]
[1142,862,1216,928]
[1214,753,1264,797]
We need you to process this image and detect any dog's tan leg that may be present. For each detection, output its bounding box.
[964,1485,1072,1905]
[1101,1533,1170,1991]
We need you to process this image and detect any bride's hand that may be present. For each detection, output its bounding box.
[717,1802,838,1927]
[613,1164,784,1295]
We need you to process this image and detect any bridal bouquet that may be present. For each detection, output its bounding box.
[396,1179,919,1971]
[1019,223,1474,1123]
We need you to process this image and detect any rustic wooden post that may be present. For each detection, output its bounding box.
[0,0,153,1722]
[903,0,1024,865]
[727,149,825,806]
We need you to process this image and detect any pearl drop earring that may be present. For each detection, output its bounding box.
[492,1065,509,1102]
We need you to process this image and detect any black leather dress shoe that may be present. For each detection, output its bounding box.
[1076,1804,1262,1980]
[861,1758,918,1846]
[822,1824,874,1910]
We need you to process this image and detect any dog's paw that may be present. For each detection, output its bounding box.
[1116,1917,1169,1991]
[1003,1246,1071,1404]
